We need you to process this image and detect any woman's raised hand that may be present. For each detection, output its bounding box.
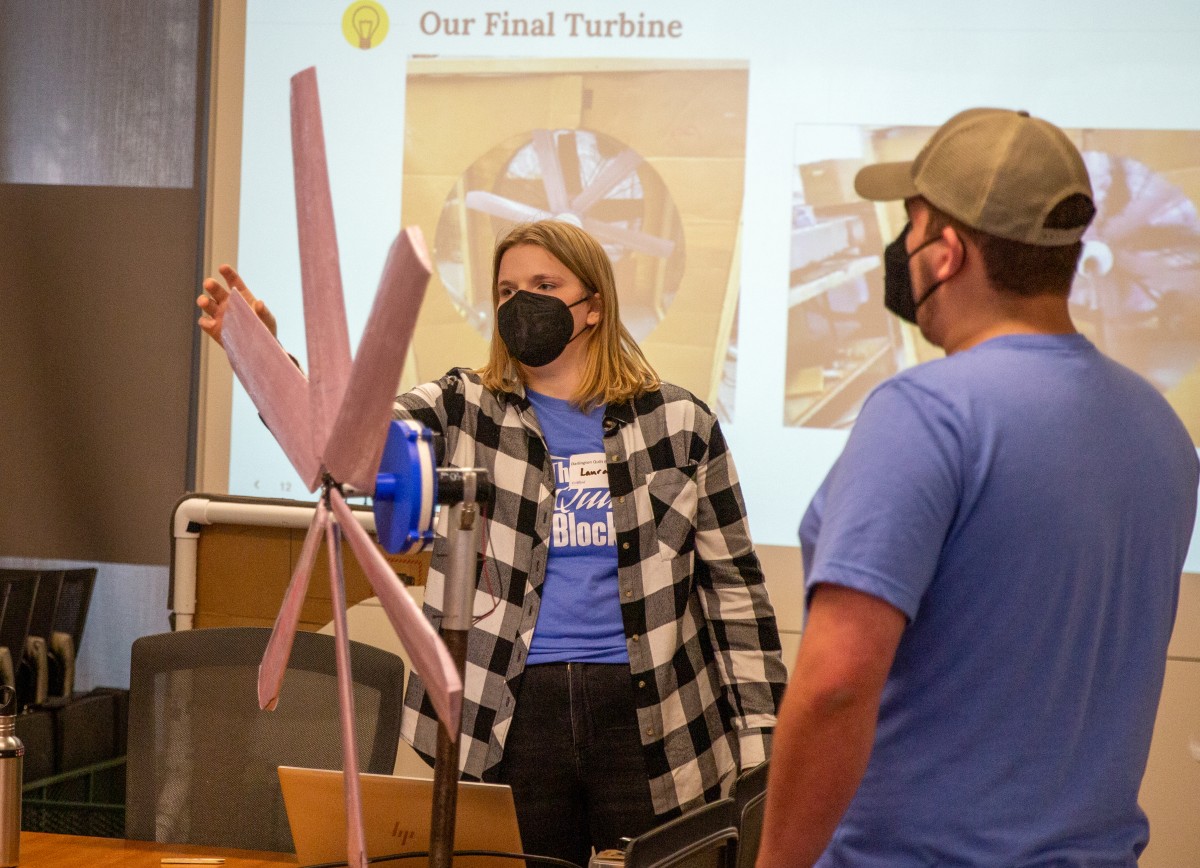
[197,264,277,347]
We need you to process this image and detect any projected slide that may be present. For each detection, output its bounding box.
[219,0,1200,572]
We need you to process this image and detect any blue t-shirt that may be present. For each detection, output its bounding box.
[525,389,627,664]
[801,334,1199,866]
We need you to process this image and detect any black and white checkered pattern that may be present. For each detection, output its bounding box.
[396,369,786,820]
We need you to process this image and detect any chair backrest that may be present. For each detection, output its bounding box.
[125,626,406,852]
[0,583,11,703]
[730,761,769,868]
[624,798,738,868]
[26,570,64,644]
[0,570,40,690]
[52,567,96,651]
[21,570,65,706]
[45,567,97,698]
[0,569,40,641]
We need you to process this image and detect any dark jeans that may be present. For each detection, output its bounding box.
[493,662,658,868]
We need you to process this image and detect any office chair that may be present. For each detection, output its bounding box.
[730,761,769,868]
[0,582,12,692]
[48,567,97,699]
[624,798,738,868]
[125,626,406,852]
[22,569,64,707]
[0,569,41,704]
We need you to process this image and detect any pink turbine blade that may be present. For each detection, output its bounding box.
[291,66,352,465]
[221,287,321,489]
[329,488,462,736]
[465,190,550,224]
[569,148,644,215]
[582,216,677,259]
[325,520,368,868]
[532,129,571,215]
[257,502,327,710]
[324,227,433,493]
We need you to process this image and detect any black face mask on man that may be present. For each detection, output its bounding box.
[496,290,593,368]
[882,222,950,324]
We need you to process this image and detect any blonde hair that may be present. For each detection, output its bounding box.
[476,221,661,409]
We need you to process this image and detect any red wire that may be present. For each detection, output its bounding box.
[472,501,502,623]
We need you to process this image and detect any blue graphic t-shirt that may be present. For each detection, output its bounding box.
[525,389,627,664]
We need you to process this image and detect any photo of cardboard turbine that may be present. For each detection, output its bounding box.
[402,58,749,410]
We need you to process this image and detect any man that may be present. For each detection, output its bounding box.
[757,108,1199,866]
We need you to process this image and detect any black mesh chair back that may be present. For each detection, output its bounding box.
[22,570,64,706]
[0,570,40,698]
[52,567,96,650]
[0,570,39,648]
[624,798,738,868]
[125,626,406,852]
[730,761,769,868]
[0,580,12,642]
[0,582,11,700]
[47,567,97,698]
[27,570,64,643]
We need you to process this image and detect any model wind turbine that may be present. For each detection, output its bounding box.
[217,66,461,868]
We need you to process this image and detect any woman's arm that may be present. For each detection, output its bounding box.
[691,416,789,767]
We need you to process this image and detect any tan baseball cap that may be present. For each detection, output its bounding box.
[854,108,1095,246]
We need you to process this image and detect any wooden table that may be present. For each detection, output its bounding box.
[18,831,298,866]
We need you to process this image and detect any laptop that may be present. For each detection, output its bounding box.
[279,766,524,867]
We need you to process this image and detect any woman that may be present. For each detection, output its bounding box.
[200,220,786,867]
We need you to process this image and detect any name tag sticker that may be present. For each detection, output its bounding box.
[569,453,609,488]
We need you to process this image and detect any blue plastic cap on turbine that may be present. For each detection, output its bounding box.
[373,420,437,554]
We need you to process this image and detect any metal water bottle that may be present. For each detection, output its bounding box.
[0,685,23,867]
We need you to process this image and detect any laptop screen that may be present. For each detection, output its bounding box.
[278,766,524,867]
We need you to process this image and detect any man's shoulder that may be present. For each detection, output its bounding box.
[871,333,1092,403]
[861,362,962,418]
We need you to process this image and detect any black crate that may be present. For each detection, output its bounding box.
[21,798,125,838]
[22,756,126,839]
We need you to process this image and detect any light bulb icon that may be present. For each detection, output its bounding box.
[352,4,380,49]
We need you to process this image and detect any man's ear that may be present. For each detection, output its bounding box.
[936,225,967,281]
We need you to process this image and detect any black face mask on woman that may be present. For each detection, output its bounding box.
[496,290,592,368]
[883,222,948,324]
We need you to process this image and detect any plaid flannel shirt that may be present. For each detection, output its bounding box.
[397,368,786,820]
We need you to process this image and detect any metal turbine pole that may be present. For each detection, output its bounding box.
[429,469,490,868]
